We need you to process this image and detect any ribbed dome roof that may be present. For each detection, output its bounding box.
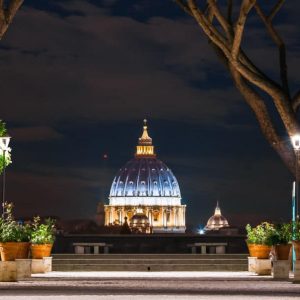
[109,157,181,198]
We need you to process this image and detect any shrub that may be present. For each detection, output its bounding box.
[269,222,292,245]
[0,120,12,174]
[0,202,31,242]
[30,216,56,244]
[246,222,276,246]
[292,221,300,241]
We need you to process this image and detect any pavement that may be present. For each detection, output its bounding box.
[0,271,300,299]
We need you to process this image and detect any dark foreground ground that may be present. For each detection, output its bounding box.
[0,272,300,299]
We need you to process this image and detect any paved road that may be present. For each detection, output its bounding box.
[0,272,300,299]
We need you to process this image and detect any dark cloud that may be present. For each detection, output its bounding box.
[9,126,63,141]
[0,0,298,226]
[1,2,241,125]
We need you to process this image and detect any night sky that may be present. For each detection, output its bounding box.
[2,0,300,229]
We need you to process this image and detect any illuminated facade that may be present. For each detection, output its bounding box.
[104,120,186,233]
[205,202,229,231]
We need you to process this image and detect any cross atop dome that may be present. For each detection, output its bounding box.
[136,119,156,157]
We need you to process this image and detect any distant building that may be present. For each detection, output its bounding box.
[205,202,229,231]
[96,201,105,226]
[104,120,186,233]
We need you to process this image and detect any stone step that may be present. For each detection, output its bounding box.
[53,254,248,260]
[53,263,248,272]
[53,258,247,265]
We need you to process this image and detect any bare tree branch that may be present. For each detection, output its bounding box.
[207,0,233,40]
[268,0,286,21]
[227,0,233,25]
[255,4,290,98]
[187,0,231,55]
[174,0,192,16]
[0,0,23,39]
[232,0,256,60]
[212,42,295,173]
[230,66,295,173]
[292,90,300,112]
[174,0,300,174]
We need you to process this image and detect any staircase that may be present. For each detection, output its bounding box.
[52,254,248,271]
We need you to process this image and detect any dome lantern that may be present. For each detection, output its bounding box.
[136,119,156,158]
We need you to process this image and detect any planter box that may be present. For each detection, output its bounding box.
[248,257,271,275]
[0,261,17,282]
[31,257,52,274]
[16,259,32,280]
[248,257,257,272]
[255,258,271,275]
[272,260,290,279]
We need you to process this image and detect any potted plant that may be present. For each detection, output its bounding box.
[30,216,56,259]
[0,203,22,261]
[246,222,275,259]
[292,220,300,260]
[270,222,292,260]
[15,223,32,259]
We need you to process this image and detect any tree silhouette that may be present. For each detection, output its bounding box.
[175,0,299,174]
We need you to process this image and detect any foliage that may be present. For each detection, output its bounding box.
[30,216,56,244]
[0,120,12,174]
[0,202,31,242]
[293,221,300,241]
[246,222,276,246]
[269,222,292,245]
[0,120,7,136]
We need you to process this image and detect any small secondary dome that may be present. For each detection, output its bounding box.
[130,207,150,233]
[205,202,229,231]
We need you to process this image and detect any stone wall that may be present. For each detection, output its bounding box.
[53,233,248,254]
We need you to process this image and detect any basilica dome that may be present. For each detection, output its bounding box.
[105,120,186,233]
[205,202,229,231]
[108,120,181,206]
[109,158,181,198]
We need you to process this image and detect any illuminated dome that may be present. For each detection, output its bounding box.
[205,202,229,231]
[105,120,186,234]
[109,159,181,198]
[109,120,181,206]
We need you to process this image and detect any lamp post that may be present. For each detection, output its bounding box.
[292,134,300,219]
[0,135,11,217]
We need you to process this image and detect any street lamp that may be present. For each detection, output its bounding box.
[292,134,300,219]
[0,135,11,217]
